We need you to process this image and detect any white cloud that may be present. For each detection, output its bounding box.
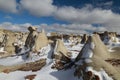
[33,23,92,34]
[19,0,120,34]
[0,0,18,13]
[54,5,120,33]
[0,22,30,32]
[2,22,120,34]
[0,0,120,33]
[0,22,92,33]
[0,22,107,34]
[20,0,56,17]
[54,6,120,25]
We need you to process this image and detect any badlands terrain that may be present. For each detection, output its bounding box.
[0,26,120,80]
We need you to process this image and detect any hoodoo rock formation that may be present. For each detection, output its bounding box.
[33,29,49,52]
[0,27,120,80]
[52,39,71,70]
[25,26,38,51]
[74,34,120,80]
[53,39,71,61]
[4,33,16,54]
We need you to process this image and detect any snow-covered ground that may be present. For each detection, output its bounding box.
[0,42,82,80]
[64,42,84,59]
[107,40,120,52]
[0,63,82,80]
[0,45,51,66]
[0,37,119,80]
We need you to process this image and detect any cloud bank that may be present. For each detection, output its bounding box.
[0,0,120,33]
[0,22,107,34]
[0,0,18,13]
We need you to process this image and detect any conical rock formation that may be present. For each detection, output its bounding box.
[76,34,110,62]
[52,39,71,70]
[4,33,16,54]
[53,39,71,61]
[75,34,120,80]
[33,29,48,52]
[25,26,38,50]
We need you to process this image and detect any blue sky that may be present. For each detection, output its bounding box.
[0,0,120,24]
[0,0,71,25]
[0,0,120,33]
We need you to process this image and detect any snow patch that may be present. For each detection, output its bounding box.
[85,59,92,63]
[0,47,4,52]
[0,45,51,66]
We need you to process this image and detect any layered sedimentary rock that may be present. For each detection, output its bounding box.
[74,34,120,80]
[4,32,16,54]
[33,29,48,52]
[53,39,71,61]
[0,29,28,57]
[0,59,46,73]
[52,39,71,70]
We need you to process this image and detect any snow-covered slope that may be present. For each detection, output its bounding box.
[0,43,82,80]
[0,33,120,80]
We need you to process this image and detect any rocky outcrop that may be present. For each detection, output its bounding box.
[75,34,110,62]
[53,39,71,62]
[98,31,119,44]
[0,30,26,57]
[74,34,120,80]
[33,29,49,52]
[0,31,6,47]
[109,32,118,42]
[4,33,16,54]
[81,34,88,44]
[52,39,71,70]
[25,26,38,51]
